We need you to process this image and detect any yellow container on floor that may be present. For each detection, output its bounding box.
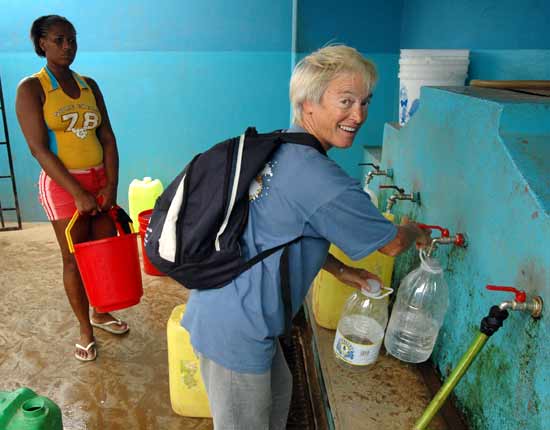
[167,304,211,418]
[128,177,164,232]
[311,213,395,330]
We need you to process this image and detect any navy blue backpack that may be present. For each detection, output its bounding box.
[144,127,325,331]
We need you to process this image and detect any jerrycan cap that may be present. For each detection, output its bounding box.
[361,280,393,298]
[143,176,153,183]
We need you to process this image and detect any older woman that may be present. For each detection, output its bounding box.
[182,45,430,429]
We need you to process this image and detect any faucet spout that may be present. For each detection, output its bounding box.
[386,194,398,212]
[499,297,543,318]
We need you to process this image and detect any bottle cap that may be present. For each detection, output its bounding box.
[143,176,152,183]
[361,279,381,296]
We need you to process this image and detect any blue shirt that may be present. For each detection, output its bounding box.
[182,125,397,373]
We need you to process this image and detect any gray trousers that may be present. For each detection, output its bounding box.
[199,341,292,430]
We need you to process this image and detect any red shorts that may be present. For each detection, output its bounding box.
[38,165,107,221]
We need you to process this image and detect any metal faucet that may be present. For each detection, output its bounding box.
[417,224,467,256]
[487,285,543,318]
[413,284,542,430]
[379,185,421,213]
[359,163,394,185]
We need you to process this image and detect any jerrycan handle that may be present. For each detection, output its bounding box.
[361,287,393,299]
[378,287,394,298]
[65,200,135,254]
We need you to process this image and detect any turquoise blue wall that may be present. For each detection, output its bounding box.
[0,1,293,221]
[375,87,550,430]
[1,0,292,52]
[400,0,550,80]
[1,0,404,221]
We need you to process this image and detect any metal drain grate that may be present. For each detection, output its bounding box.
[281,327,316,430]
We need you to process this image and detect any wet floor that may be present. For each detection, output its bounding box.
[0,223,213,430]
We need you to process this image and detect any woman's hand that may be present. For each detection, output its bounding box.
[400,216,432,249]
[323,253,383,291]
[336,264,383,291]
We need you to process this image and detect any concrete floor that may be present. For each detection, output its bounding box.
[0,222,462,430]
[0,223,212,430]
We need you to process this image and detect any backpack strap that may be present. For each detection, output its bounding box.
[239,236,302,339]
[252,129,326,157]
[279,244,293,341]
[277,132,327,157]
[239,236,302,273]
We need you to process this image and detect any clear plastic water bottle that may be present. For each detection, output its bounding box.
[384,250,448,363]
[333,279,393,369]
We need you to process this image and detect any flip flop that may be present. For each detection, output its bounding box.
[90,318,130,335]
[75,341,97,362]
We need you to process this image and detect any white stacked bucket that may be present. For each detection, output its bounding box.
[398,49,470,126]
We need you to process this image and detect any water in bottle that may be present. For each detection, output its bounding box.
[384,250,448,363]
[333,279,392,370]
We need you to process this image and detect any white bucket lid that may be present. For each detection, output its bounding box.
[400,64,469,74]
[399,71,467,81]
[400,57,470,66]
[400,49,470,58]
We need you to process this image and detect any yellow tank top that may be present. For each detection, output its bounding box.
[35,67,103,169]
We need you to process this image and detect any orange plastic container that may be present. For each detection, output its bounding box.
[65,208,143,313]
[138,209,165,276]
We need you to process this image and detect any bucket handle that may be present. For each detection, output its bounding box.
[65,205,135,254]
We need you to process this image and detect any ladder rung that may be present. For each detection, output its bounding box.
[0,207,16,211]
[0,175,12,179]
[0,142,7,145]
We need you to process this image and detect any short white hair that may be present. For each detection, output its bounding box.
[289,45,378,124]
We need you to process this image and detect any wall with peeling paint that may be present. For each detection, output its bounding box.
[366,86,550,429]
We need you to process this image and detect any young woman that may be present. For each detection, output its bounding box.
[16,15,129,362]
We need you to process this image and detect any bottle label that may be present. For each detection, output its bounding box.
[333,328,382,366]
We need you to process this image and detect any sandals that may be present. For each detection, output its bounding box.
[90,318,130,335]
[75,317,128,361]
[75,341,97,362]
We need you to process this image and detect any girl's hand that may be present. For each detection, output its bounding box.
[97,184,117,211]
[74,189,99,216]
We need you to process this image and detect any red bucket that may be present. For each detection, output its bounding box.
[65,208,143,313]
[138,209,165,276]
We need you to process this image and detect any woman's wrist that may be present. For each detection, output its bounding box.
[337,262,345,276]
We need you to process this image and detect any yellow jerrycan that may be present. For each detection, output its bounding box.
[167,304,211,418]
[311,212,395,330]
[128,176,164,232]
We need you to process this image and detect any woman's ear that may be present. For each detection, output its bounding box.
[302,100,314,115]
[39,38,46,53]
